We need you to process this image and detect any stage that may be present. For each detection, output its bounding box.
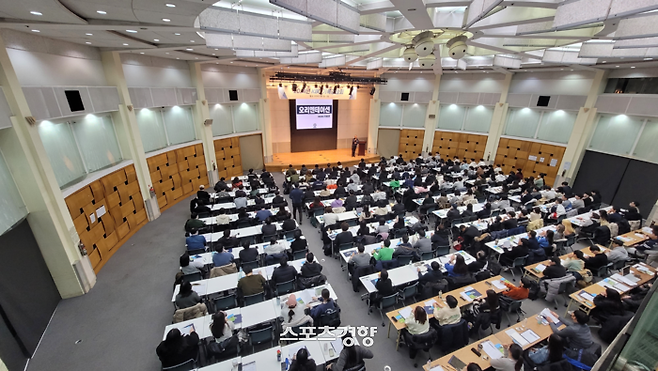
[265,148,380,172]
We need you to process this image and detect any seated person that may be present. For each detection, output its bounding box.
[184,213,204,233]
[368,269,395,308]
[237,266,266,297]
[335,222,354,249]
[445,254,469,277]
[373,239,395,262]
[348,243,372,274]
[431,223,451,246]
[502,278,530,300]
[375,218,390,236]
[288,348,317,371]
[322,207,340,229]
[212,245,234,267]
[300,252,323,278]
[467,251,489,273]
[215,209,231,226]
[255,206,272,223]
[500,239,529,265]
[175,281,202,309]
[210,311,235,344]
[575,245,608,272]
[280,294,313,329]
[180,253,203,275]
[592,288,626,324]
[186,229,206,252]
[261,217,277,237]
[526,236,547,264]
[270,256,298,289]
[308,288,338,322]
[217,229,238,250]
[548,309,594,351]
[607,239,629,263]
[281,215,297,231]
[432,294,461,326]
[502,211,518,229]
[537,229,557,256]
[265,237,287,259]
[290,229,308,252]
[393,235,418,259]
[157,328,199,368]
[413,230,432,254]
[238,241,259,264]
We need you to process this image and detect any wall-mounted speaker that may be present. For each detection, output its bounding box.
[401,92,410,101]
[537,96,550,107]
[228,90,239,101]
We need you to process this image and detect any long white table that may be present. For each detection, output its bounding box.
[326,215,420,240]
[189,239,297,264]
[211,196,277,211]
[199,207,289,225]
[359,250,474,293]
[432,202,485,219]
[200,220,297,241]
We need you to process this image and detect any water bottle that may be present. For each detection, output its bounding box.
[285,358,290,370]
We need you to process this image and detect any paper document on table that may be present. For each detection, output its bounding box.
[242,361,257,371]
[331,338,344,356]
[642,227,653,234]
[491,279,507,290]
[540,308,559,324]
[533,264,547,273]
[505,329,529,347]
[398,306,413,319]
[624,273,640,283]
[481,340,503,359]
[578,291,596,303]
[611,273,637,287]
[521,329,540,343]
[430,366,445,371]
[181,323,195,335]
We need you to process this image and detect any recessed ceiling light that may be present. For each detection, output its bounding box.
[140,52,145,54]
[176,57,180,59]
[154,38,159,42]
[174,33,181,36]
[86,33,93,36]
[195,57,199,59]
[85,41,92,44]
[162,18,170,22]
[631,66,636,68]
[644,58,653,60]
[123,43,129,46]
[560,68,564,71]
[214,49,218,51]
[615,65,620,67]
[186,48,193,51]
[601,61,606,63]
[166,3,176,7]
[212,53,215,56]
[97,10,107,14]
[166,52,170,54]
[31,29,40,33]
[30,11,43,16]
[230,61,233,63]
[190,40,195,42]
[126,30,137,33]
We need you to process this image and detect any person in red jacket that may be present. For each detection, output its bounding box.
[502,278,530,300]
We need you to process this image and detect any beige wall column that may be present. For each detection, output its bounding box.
[259,69,274,163]
[422,74,441,154]
[367,86,380,154]
[0,35,88,298]
[189,62,218,184]
[558,70,607,182]
[483,73,513,161]
[100,51,160,221]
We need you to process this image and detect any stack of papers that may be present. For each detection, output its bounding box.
[430,366,445,371]
[533,264,547,273]
[226,313,242,324]
[578,291,595,303]
[540,308,560,324]
[505,329,529,346]
[610,273,637,287]
[481,341,504,359]
[460,288,482,302]
[633,264,654,276]
[491,278,508,290]
[597,278,630,293]
[521,329,540,343]
[398,306,413,319]
[242,361,256,371]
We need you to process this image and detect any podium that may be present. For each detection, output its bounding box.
[357,141,367,156]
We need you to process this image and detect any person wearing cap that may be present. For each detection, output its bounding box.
[197,185,210,204]
[280,293,313,329]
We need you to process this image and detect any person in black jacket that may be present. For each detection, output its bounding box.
[446,204,461,221]
[261,217,277,237]
[592,288,626,324]
[196,185,211,204]
[345,191,358,211]
[575,245,608,272]
[368,269,394,310]
[300,252,323,278]
[468,251,488,273]
[542,257,567,279]
[156,328,199,368]
[282,217,296,232]
[217,229,238,250]
[500,240,529,265]
[290,229,307,253]
[431,223,451,246]
[502,211,518,230]
[417,261,445,298]
[289,348,317,371]
[270,256,298,290]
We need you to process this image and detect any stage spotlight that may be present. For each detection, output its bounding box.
[292,83,298,92]
[370,87,376,96]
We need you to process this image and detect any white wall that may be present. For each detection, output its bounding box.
[201,64,260,88]
[337,93,371,148]
[440,73,506,93]
[121,54,192,88]
[509,71,595,96]
[2,29,107,87]
[267,87,291,153]
[381,74,434,92]
[608,67,658,78]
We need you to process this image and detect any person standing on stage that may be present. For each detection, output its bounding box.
[351,136,359,157]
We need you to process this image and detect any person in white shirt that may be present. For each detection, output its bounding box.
[433,295,462,326]
[265,237,287,255]
[347,181,359,193]
[280,294,313,329]
[322,207,340,228]
[372,191,387,201]
[210,311,235,343]
[550,198,566,219]
[490,343,524,371]
[478,159,486,167]
[216,208,232,225]
[541,187,557,201]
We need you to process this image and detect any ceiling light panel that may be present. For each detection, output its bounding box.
[614,37,658,49]
[270,0,361,34]
[279,51,323,64]
[205,33,292,51]
[615,13,658,40]
[359,14,386,32]
[552,0,612,30]
[198,6,313,41]
[543,50,597,64]
[609,0,658,19]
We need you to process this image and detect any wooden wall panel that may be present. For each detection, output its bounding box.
[147,143,209,211]
[432,131,487,161]
[64,164,146,273]
[215,137,244,179]
[398,129,425,159]
[494,138,565,187]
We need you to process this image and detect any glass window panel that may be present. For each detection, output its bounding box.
[536,110,576,144]
[437,104,465,130]
[163,106,196,145]
[380,102,402,127]
[402,103,427,128]
[0,150,27,234]
[589,114,643,155]
[70,114,122,172]
[463,105,493,133]
[232,103,260,133]
[136,108,168,152]
[210,104,233,136]
[38,120,86,187]
[633,119,658,163]
[504,108,541,138]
